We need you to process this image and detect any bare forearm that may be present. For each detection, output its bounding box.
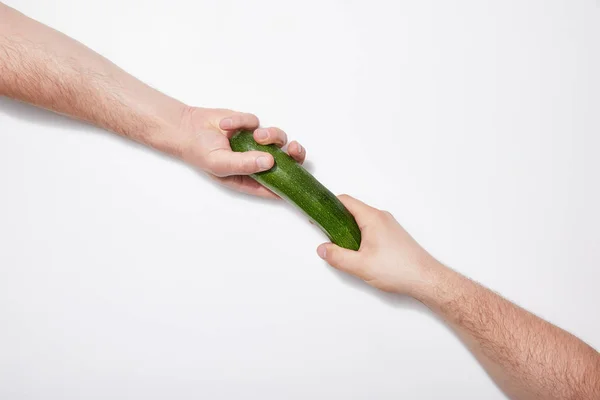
[0,3,187,156]
[416,264,600,399]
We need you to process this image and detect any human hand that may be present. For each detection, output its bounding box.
[179,107,305,198]
[316,195,439,296]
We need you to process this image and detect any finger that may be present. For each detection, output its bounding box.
[288,140,306,164]
[219,113,260,131]
[206,149,274,177]
[337,194,380,229]
[254,127,288,147]
[316,243,362,274]
[216,175,279,199]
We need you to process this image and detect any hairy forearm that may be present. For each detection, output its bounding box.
[0,3,188,156]
[416,264,600,399]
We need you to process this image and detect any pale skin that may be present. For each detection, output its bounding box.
[0,3,305,197]
[318,195,600,400]
[1,3,599,399]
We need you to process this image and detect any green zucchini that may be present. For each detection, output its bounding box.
[229,130,361,250]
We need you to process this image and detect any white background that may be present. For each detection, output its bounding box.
[1,1,599,399]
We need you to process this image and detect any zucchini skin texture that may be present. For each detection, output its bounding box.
[229,130,361,250]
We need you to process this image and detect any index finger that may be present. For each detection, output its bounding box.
[219,112,260,132]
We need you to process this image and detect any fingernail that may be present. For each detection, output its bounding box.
[255,129,268,140]
[256,156,271,170]
[317,245,326,259]
[296,143,303,153]
[221,118,233,129]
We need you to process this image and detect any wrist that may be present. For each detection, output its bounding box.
[407,258,453,304]
[412,261,472,315]
[143,102,195,160]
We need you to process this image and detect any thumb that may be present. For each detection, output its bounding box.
[206,149,274,177]
[317,243,362,274]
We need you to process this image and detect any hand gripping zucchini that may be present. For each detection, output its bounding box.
[229,130,361,250]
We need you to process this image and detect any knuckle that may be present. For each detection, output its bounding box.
[329,250,348,269]
[214,108,234,120]
[327,247,339,262]
[231,158,246,173]
[204,154,219,173]
[208,164,226,177]
[254,129,269,142]
[279,131,288,144]
[245,113,259,124]
[275,136,286,146]
[214,163,230,177]
[242,157,256,173]
[373,210,389,223]
[209,155,239,177]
